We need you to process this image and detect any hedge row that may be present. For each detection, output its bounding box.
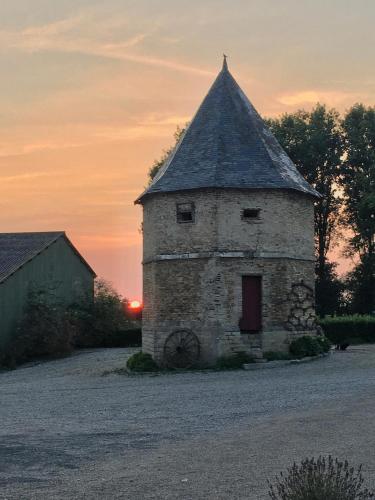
[319,315,375,345]
[75,328,142,348]
[95,328,142,348]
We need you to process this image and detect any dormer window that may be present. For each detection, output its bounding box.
[242,208,260,220]
[177,202,195,223]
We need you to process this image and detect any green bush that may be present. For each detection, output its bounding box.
[315,334,332,353]
[216,351,254,369]
[263,351,292,361]
[126,352,159,372]
[71,279,140,348]
[289,336,323,358]
[268,455,374,499]
[111,329,141,347]
[319,315,375,347]
[89,329,141,348]
[1,296,74,368]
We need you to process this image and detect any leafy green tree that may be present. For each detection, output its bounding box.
[341,104,375,313]
[267,104,344,315]
[345,258,375,314]
[315,261,344,316]
[71,279,137,347]
[148,125,187,182]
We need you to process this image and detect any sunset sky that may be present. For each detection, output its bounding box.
[1,0,374,299]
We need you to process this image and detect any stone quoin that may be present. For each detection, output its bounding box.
[135,57,321,368]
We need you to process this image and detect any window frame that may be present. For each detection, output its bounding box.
[241,208,261,221]
[176,202,195,224]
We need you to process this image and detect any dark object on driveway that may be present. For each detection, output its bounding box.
[336,342,350,351]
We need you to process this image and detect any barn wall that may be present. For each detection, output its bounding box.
[0,237,94,350]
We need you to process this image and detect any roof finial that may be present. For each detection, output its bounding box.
[222,54,228,71]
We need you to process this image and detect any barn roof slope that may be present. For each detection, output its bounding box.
[136,58,320,203]
[0,232,95,284]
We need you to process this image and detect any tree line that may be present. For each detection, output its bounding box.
[149,104,375,317]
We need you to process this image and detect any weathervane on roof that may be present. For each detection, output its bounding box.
[223,53,228,71]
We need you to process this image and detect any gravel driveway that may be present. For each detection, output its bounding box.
[1,346,375,499]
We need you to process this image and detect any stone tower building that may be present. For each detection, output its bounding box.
[136,58,320,368]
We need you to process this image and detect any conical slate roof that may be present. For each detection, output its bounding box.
[136,58,320,203]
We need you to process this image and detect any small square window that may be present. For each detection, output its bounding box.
[177,202,195,223]
[242,208,260,220]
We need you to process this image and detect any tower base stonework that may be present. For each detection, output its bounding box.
[142,255,317,367]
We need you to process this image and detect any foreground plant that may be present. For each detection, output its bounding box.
[126,352,159,372]
[268,456,374,500]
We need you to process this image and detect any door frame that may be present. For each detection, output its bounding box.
[239,274,263,333]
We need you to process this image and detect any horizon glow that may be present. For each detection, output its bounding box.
[0,1,374,298]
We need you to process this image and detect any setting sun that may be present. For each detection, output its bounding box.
[129,300,142,309]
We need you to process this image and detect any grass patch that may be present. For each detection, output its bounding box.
[124,351,255,374]
[263,351,292,361]
[215,351,255,369]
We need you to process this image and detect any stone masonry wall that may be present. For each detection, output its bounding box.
[143,189,315,262]
[143,256,315,365]
[217,189,314,260]
[141,188,316,365]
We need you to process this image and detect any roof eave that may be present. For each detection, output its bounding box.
[134,185,322,203]
[134,191,147,205]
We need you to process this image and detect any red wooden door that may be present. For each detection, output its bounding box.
[239,276,262,332]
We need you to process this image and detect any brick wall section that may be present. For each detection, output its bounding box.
[141,188,316,366]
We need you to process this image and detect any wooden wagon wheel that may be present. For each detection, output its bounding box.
[164,330,200,368]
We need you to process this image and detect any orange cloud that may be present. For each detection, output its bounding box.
[0,171,58,182]
[277,90,357,107]
[0,13,214,77]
